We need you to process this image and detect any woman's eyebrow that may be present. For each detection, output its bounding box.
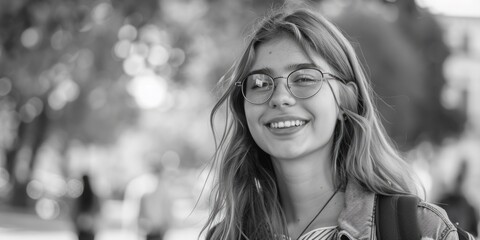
[247,67,274,76]
[247,63,321,76]
[286,63,318,71]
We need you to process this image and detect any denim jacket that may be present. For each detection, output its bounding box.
[205,182,472,240]
[337,181,463,240]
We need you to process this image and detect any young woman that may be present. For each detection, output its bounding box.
[202,6,469,240]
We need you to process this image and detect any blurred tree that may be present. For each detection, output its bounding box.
[331,0,466,151]
[0,0,139,207]
[392,0,466,146]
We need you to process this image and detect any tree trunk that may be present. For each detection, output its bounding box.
[6,108,49,207]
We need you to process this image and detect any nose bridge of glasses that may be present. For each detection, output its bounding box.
[271,76,289,89]
[269,76,294,102]
[269,76,289,92]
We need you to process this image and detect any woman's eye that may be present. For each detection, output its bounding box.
[297,77,315,82]
[291,76,319,85]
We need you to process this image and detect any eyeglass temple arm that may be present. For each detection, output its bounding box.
[324,73,347,84]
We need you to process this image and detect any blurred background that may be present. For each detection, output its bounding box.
[0,0,479,239]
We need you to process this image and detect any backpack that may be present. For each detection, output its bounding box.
[376,194,472,240]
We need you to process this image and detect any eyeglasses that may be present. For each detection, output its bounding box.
[235,68,344,104]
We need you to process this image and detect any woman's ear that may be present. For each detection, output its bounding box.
[346,81,358,96]
[337,81,359,120]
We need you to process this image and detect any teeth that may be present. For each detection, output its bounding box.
[269,120,306,129]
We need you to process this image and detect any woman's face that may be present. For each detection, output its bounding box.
[244,36,341,162]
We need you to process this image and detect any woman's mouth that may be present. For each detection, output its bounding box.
[267,120,308,129]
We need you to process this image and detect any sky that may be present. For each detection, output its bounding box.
[417,0,480,18]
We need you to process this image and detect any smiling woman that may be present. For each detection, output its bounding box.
[243,36,340,163]
[202,5,473,240]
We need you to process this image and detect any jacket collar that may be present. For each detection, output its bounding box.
[337,181,376,240]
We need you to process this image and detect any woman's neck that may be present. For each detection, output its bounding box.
[272,151,343,235]
[273,159,335,216]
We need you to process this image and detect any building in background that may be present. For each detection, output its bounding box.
[418,2,480,235]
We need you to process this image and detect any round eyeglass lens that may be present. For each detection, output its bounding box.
[287,68,325,98]
[243,74,274,104]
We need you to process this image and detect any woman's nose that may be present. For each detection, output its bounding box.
[268,79,296,108]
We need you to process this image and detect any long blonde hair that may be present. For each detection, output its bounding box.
[202,6,419,240]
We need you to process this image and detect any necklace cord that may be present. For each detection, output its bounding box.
[294,188,340,240]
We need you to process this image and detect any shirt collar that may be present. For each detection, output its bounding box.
[337,181,376,240]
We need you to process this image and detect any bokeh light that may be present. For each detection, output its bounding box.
[127,74,168,109]
[92,2,113,24]
[48,80,80,111]
[21,27,41,49]
[139,24,164,44]
[131,42,149,58]
[67,178,84,198]
[147,45,169,66]
[26,179,44,200]
[123,54,147,76]
[114,40,132,59]
[118,24,138,41]
[35,198,60,220]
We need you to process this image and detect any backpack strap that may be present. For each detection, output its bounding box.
[457,226,473,240]
[375,194,421,240]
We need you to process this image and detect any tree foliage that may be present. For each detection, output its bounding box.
[0,0,140,205]
[332,0,465,151]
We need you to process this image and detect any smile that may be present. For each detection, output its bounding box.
[268,120,307,129]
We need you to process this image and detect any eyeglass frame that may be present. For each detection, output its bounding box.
[234,67,346,105]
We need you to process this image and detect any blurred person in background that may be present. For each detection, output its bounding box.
[123,161,172,240]
[202,5,475,240]
[72,174,101,240]
[439,160,479,237]
[137,162,173,240]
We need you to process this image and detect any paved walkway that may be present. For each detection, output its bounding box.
[0,207,202,240]
[0,207,76,240]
